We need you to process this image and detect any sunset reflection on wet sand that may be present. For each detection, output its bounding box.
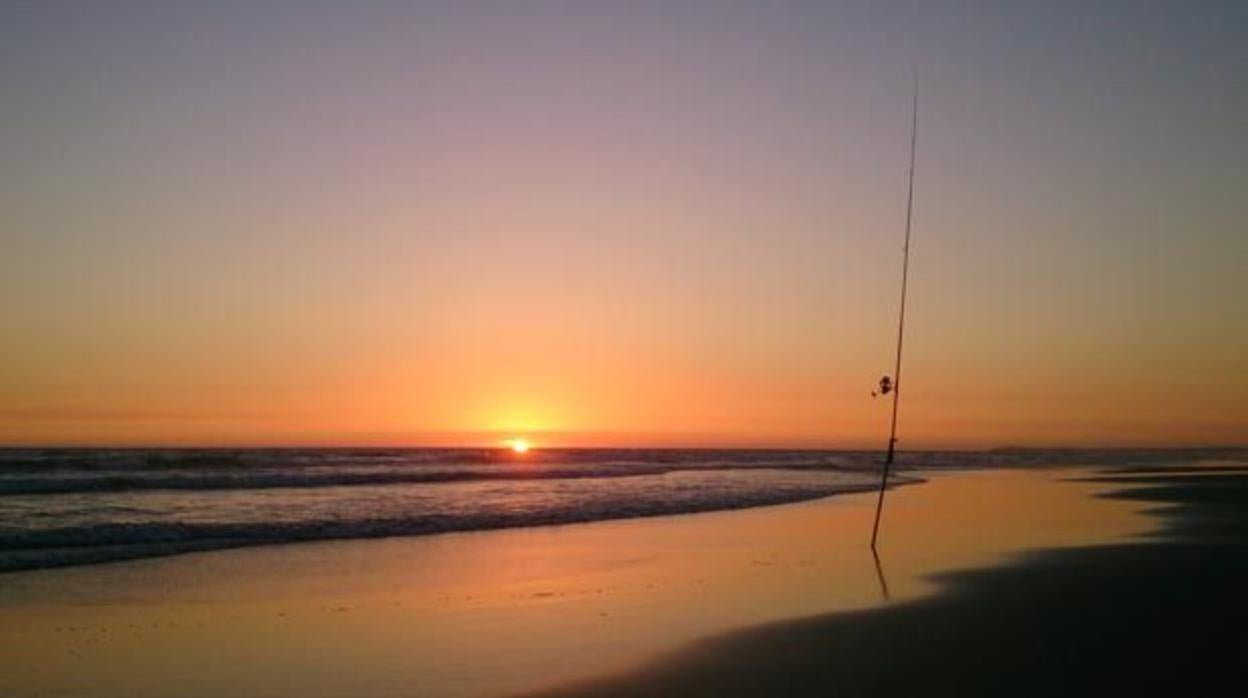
[1,468,1154,698]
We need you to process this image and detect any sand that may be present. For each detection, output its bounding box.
[527,467,1248,697]
[0,467,1180,698]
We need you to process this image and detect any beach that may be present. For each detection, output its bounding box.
[6,3,1246,696]
[531,464,1248,697]
[5,458,1231,698]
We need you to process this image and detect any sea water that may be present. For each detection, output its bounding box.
[0,447,1238,572]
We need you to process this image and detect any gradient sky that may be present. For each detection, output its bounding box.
[3,1,1245,447]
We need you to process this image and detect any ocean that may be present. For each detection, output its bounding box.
[1,447,1241,573]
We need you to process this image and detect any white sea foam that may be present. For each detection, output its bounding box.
[1,447,1240,572]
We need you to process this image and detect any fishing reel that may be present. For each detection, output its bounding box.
[871,375,894,398]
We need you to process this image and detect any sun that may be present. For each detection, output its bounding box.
[507,438,531,454]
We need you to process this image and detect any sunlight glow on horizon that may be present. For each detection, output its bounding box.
[1,3,1244,449]
[507,438,531,454]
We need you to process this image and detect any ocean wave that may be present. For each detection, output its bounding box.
[0,464,677,495]
[2,447,1242,495]
[0,477,899,573]
[0,448,512,472]
[6,447,1240,474]
[4,447,1241,574]
[0,449,883,494]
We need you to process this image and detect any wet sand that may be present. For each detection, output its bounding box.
[527,467,1248,698]
[0,467,1173,697]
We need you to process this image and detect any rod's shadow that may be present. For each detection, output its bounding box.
[871,547,891,602]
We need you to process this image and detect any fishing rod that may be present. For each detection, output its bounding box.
[870,69,918,550]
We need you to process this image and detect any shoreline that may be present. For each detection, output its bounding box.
[0,477,909,575]
[6,448,1238,576]
[525,466,1248,697]
[0,466,1161,698]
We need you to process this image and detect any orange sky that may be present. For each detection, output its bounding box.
[2,3,1245,448]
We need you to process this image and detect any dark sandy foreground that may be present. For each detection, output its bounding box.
[528,469,1248,697]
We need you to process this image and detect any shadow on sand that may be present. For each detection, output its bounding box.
[527,470,1248,697]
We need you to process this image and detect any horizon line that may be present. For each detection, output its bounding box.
[1,442,1244,451]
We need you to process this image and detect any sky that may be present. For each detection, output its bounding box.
[2,1,1245,448]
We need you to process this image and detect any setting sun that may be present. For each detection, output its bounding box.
[507,439,531,454]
